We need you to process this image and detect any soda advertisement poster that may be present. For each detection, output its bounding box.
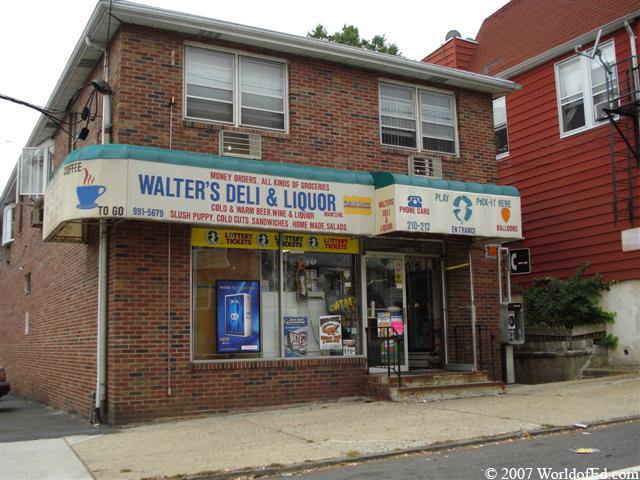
[216,280,260,353]
[319,315,342,350]
[283,316,309,358]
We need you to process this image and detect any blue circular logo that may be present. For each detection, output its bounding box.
[453,195,473,224]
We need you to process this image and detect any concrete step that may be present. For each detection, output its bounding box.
[369,371,491,388]
[582,366,640,378]
[389,381,506,402]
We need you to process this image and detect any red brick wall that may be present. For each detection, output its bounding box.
[444,237,501,380]
[0,206,100,416]
[106,220,366,423]
[1,22,500,423]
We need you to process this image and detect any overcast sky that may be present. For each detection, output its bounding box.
[0,0,509,194]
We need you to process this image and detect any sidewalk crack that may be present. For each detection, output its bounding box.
[238,418,317,443]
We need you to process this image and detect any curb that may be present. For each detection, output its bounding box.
[184,415,640,480]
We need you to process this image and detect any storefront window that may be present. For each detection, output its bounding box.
[282,249,360,357]
[191,228,361,361]
[192,245,279,360]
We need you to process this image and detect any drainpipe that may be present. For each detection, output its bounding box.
[624,21,639,103]
[87,35,111,423]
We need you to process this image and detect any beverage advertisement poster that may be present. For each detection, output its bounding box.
[216,280,260,353]
[319,315,342,350]
[283,316,309,357]
[376,311,391,337]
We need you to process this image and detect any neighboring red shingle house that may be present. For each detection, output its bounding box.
[425,0,640,366]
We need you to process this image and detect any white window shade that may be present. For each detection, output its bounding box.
[420,91,455,154]
[19,148,45,196]
[240,57,285,130]
[185,47,234,123]
[380,84,416,148]
[493,96,507,127]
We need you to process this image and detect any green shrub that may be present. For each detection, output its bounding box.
[595,333,619,349]
[523,264,616,328]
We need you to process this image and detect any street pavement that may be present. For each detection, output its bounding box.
[0,374,638,480]
[277,420,640,479]
[0,395,108,480]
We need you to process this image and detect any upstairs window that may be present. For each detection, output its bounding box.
[555,41,618,136]
[380,82,457,155]
[18,141,55,197]
[2,203,15,246]
[493,96,509,157]
[185,45,287,131]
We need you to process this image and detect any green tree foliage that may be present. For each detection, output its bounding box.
[523,264,616,328]
[308,24,401,56]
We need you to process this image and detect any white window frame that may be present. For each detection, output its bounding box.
[184,42,289,133]
[2,203,15,246]
[378,79,459,156]
[493,96,509,159]
[17,139,55,197]
[554,40,617,138]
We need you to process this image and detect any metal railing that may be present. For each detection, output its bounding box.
[449,324,497,381]
[366,326,403,387]
[606,55,640,109]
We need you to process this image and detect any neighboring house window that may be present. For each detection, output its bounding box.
[185,45,287,131]
[555,41,618,136]
[2,203,15,245]
[493,96,509,157]
[380,82,457,154]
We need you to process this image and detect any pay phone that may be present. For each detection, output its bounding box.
[499,302,524,345]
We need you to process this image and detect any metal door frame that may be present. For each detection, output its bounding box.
[361,252,409,372]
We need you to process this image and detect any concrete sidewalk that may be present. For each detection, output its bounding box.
[69,374,640,480]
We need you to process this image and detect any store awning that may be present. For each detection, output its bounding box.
[43,144,375,241]
[43,144,521,242]
[371,172,522,239]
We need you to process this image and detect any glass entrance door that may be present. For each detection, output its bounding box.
[405,257,443,369]
[363,254,408,371]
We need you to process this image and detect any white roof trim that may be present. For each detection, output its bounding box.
[495,9,640,79]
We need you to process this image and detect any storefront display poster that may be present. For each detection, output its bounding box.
[390,311,404,335]
[216,280,260,353]
[319,315,342,350]
[283,316,309,357]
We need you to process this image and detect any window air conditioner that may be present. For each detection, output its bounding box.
[408,156,443,178]
[219,131,262,160]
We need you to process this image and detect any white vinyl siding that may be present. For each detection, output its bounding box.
[379,81,457,155]
[185,45,287,131]
[555,41,617,136]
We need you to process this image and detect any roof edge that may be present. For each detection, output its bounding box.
[495,9,640,79]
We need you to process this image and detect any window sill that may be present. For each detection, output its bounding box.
[379,145,459,158]
[559,119,609,139]
[496,152,510,161]
[191,355,366,371]
[182,119,290,140]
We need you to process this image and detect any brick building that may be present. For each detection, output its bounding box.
[0,0,521,424]
[425,0,640,365]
